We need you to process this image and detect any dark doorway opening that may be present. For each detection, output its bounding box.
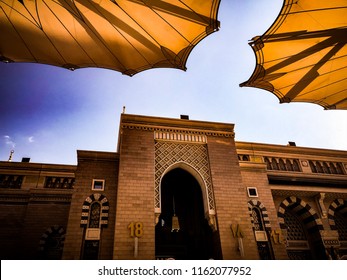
[155,168,221,259]
[82,240,100,260]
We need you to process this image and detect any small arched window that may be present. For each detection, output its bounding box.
[335,209,347,241]
[336,163,344,175]
[279,159,286,171]
[251,205,273,259]
[286,159,293,171]
[88,202,101,228]
[329,163,337,174]
[309,161,317,173]
[292,160,300,172]
[264,157,272,170]
[323,162,331,174]
[252,207,264,231]
[316,162,323,173]
[271,158,279,170]
[39,226,65,260]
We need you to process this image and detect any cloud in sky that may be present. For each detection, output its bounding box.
[3,135,16,148]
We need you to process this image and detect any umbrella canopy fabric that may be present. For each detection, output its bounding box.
[0,0,220,76]
[240,0,347,110]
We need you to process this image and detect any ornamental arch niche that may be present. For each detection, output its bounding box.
[278,196,325,259]
[328,199,347,256]
[154,137,221,259]
[38,225,65,260]
[154,141,217,230]
[80,193,109,260]
[247,200,274,259]
[160,162,210,221]
[155,166,221,260]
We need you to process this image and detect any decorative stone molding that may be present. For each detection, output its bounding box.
[208,214,217,232]
[155,131,207,143]
[0,189,73,203]
[316,193,327,218]
[29,193,72,203]
[26,189,73,203]
[120,125,235,139]
[0,191,30,203]
[323,238,340,248]
[287,240,309,249]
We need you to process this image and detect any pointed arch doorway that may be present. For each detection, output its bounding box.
[155,167,221,259]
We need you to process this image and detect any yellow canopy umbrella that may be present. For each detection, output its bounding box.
[240,0,347,110]
[0,0,220,76]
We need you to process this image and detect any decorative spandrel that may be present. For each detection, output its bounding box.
[154,141,215,214]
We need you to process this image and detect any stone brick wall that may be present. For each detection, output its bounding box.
[0,189,72,259]
[21,199,71,259]
[207,135,259,259]
[0,202,27,259]
[113,127,155,259]
[239,164,288,259]
[63,151,118,260]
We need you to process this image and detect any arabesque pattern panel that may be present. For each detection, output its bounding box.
[154,141,215,213]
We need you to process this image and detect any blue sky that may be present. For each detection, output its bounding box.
[1,0,346,165]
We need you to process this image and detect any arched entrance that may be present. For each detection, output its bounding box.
[155,168,221,259]
[278,197,326,259]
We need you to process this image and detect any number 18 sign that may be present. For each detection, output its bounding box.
[128,222,143,238]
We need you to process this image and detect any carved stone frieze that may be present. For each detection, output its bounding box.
[120,124,235,138]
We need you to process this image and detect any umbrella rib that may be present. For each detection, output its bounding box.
[293,4,346,31]
[53,0,85,22]
[44,0,154,71]
[266,35,340,74]
[279,71,347,98]
[178,0,213,26]
[66,0,137,71]
[282,71,347,98]
[143,1,191,45]
[261,0,293,39]
[0,0,42,28]
[127,0,212,26]
[42,0,99,67]
[282,42,345,101]
[266,28,346,67]
[287,6,347,15]
[178,0,220,41]
[265,28,347,44]
[316,83,347,101]
[108,2,160,65]
[0,6,39,62]
[266,52,347,74]
[81,2,137,69]
[302,88,347,110]
[329,96,347,109]
[89,0,173,71]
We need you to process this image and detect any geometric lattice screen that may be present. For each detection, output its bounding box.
[154,141,215,213]
[284,210,308,241]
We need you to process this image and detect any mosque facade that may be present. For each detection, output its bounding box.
[1,113,347,260]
